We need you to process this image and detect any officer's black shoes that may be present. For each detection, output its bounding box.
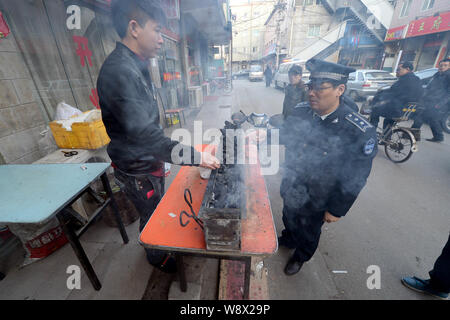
[426,138,444,143]
[278,236,296,249]
[284,258,304,276]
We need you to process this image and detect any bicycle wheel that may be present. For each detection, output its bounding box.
[384,128,414,163]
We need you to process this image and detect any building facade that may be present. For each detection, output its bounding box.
[262,0,391,70]
[230,0,275,72]
[383,0,450,72]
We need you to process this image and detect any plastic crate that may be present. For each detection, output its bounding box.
[49,112,110,149]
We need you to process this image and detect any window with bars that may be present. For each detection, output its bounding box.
[307,24,321,37]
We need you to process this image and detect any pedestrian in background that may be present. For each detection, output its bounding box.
[282,65,308,118]
[412,58,450,143]
[264,65,273,87]
[369,61,423,130]
[402,234,450,300]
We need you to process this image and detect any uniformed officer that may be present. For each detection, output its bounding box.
[282,65,308,118]
[278,59,378,275]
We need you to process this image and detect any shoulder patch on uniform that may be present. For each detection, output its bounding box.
[345,112,373,132]
[364,138,376,155]
[294,102,310,109]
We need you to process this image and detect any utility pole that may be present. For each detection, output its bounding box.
[274,0,287,69]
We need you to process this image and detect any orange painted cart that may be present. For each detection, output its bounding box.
[139,153,277,299]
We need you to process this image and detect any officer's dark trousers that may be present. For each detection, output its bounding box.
[266,77,271,87]
[429,234,450,293]
[369,104,401,130]
[113,169,167,267]
[281,205,325,262]
[412,107,444,141]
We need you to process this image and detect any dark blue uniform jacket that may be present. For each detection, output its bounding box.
[280,101,377,217]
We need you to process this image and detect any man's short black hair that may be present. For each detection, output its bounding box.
[111,0,167,39]
[399,61,414,71]
[288,65,303,76]
[439,58,450,64]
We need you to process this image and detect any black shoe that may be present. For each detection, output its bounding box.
[426,138,443,143]
[278,236,295,249]
[284,258,304,276]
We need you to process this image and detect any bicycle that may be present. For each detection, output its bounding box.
[375,103,423,163]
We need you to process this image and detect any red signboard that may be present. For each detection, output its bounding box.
[0,11,10,40]
[406,11,450,38]
[161,0,180,20]
[385,25,406,42]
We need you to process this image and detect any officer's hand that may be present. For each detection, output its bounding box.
[200,152,220,170]
[323,211,340,223]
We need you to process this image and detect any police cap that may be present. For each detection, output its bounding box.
[306,58,356,84]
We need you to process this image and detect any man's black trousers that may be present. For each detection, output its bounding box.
[113,169,167,266]
[412,107,444,141]
[429,234,450,293]
[281,205,325,262]
[369,103,402,129]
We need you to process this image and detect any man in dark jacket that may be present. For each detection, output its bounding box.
[278,59,377,275]
[264,66,273,87]
[282,65,308,118]
[412,58,450,142]
[97,0,219,273]
[369,61,423,129]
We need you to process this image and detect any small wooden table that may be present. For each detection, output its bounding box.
[139,160,277,299]
[0,163,128,290]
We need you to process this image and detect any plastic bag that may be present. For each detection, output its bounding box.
[54,101,82,121]
[8,218,68,267]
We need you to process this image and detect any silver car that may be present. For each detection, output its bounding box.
[347,70,397,101]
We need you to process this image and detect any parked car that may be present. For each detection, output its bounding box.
[232,69,249,80]
[249,65,264,82]
[273,60,310,89]
[347,70,397,101]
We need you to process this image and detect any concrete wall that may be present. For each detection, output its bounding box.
[289,3,336,58]
[0,11,49,164]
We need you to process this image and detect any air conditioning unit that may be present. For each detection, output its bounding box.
[188,86,203,108]
[202,83,210,96]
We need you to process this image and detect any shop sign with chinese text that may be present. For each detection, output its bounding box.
[406,11,450,38]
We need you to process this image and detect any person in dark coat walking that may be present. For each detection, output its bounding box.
[402,234,450,300]
[369,61,423,129]
[412,58,450,142]
[282,65,308,118]
[278,59,377,275]
[264,66,273,87]
[97,0,220,273]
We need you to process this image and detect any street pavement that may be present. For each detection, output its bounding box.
[231,79,450,300]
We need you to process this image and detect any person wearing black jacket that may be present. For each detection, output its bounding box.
[278,59,377,276]
[97,0,219,273]
[264,66,273,87]
[412,59,450,142]
[282,65,308,118]
[369,62,423,129]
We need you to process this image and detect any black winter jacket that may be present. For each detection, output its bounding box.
[97,42,200,174]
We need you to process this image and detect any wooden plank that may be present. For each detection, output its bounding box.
[218,257,269,300]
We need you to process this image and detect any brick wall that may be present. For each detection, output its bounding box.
[0,14,50,164]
